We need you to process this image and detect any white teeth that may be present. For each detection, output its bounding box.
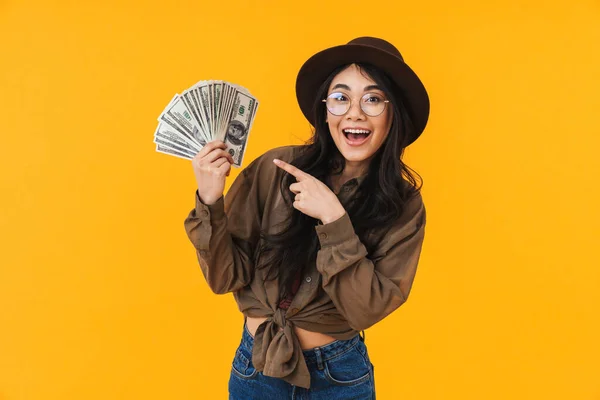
[343,129,370,134]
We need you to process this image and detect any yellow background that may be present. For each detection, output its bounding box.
[1,0,599,399]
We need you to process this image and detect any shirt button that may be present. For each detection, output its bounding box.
[291,308,299,314]
[319,232,328,240]
[305,276,312,283]
[200,210,209,218]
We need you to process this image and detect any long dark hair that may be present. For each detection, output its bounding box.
[255,63,423,299]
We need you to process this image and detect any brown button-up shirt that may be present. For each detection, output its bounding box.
[184,145,426,389]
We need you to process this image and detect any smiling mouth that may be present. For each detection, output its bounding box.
[342,128,372,142]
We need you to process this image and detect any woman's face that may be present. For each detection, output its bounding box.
[326,64,393,170]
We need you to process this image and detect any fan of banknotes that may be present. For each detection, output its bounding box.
[154,80,258,167]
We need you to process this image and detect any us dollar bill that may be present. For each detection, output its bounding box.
[220,89,258,167]
[197,85,212,140]
[154,122,200,156]
[189,82,211,140]
[156,143,194,160]
[181,90,209,143]
[158,95,205,147]
[154,137,196,157]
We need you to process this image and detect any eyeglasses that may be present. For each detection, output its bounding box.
[322,92,390,117]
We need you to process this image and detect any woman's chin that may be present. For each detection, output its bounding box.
[338,147,372,164]
[331,135,378,165]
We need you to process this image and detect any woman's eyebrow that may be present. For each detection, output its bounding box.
[364,84,382,91]
[331,83,382,92]
[331,83,351,91]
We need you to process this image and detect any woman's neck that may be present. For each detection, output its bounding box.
[330,160,367,193]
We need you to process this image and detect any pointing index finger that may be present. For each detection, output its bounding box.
[273,159,308,181]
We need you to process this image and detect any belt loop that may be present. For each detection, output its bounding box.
[314,347,325,371]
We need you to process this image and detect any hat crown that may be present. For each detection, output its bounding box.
[347,37,404,61]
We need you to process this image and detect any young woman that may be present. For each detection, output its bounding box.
[185,36,430,399]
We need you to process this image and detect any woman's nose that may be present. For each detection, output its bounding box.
[345,100,366,120]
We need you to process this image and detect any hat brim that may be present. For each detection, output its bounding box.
[295,43,430,145]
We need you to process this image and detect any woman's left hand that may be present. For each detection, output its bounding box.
[273,159,346,224]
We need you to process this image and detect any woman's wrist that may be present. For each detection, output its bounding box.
[320,206,346,224]
[197,190,221,206]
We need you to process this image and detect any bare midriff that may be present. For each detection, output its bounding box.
[246,316,337,350]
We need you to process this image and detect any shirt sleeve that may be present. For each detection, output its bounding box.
[314,192,426,331]
[183,159,264,295]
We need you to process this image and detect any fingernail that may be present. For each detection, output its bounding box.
[273,159,280,164]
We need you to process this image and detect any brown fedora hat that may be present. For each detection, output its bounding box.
[295,36,430,146]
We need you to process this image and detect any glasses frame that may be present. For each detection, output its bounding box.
[322,92,390,117]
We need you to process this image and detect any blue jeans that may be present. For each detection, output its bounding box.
[228,323,376,399]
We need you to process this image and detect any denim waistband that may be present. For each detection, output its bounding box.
[241,322,362,366]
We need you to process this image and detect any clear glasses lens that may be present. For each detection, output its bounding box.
[325,92,387,117]
[360,93,387,116]
[325,92,350,115]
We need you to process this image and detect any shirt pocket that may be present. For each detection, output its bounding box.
[231,345,259,380]
[323,343,371,386]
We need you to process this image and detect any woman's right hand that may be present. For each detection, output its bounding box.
[192,141,234,205]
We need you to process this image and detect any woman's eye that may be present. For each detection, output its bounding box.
[330,93,348,102]
[365,95,382,103]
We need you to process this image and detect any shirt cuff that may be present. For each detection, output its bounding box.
[315,213,356,247]
[194,190,226,221]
